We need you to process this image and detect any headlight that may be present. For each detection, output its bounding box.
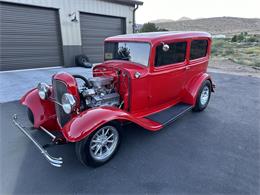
[61,93,76,114]
[37,83,50,100]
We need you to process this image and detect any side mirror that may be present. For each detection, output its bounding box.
[162,43,170,52]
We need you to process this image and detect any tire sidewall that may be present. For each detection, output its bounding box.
[76,122,121,167]
[75,55,92,68]
[194,80,211,111]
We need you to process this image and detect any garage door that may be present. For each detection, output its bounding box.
[0,3,63,71]
[80,13,125,63]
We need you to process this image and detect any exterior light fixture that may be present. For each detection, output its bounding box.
[68,12,78,22]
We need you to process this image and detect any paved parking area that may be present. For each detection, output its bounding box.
[0,67,92,103]
[0,72,260,194]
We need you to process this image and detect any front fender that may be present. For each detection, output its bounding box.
[62,107,162,142]
[182,73,214,105]
[20,88,60,130]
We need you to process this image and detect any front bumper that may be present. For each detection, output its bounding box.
[12,114,63,167]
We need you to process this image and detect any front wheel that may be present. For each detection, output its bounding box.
[193,80,211,112]
[75,123,121,167]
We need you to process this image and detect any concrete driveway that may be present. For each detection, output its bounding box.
[0,72,259,194]
[0,67,92,103]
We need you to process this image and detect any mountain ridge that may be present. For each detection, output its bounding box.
[155,17,260,35]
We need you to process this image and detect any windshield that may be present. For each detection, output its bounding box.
[104,42,150,66]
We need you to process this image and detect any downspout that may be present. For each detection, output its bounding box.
[133,5,139,33]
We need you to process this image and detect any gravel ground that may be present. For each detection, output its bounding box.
[209,58,260,78]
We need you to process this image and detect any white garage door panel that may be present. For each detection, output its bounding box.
[0,2,63,71]
[80,13,125,63]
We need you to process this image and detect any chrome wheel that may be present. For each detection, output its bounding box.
[89,126,119,161]
[200,85,210,106]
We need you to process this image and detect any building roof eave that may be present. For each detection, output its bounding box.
[101,0,143,6]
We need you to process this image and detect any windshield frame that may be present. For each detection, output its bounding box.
[104,41,151,67]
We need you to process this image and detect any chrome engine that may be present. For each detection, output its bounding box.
[81,76,120,108]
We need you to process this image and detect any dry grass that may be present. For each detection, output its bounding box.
[211,35,260,68]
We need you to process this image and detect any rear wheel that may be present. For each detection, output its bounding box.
[75,123,121,167]
[193,80,211,112]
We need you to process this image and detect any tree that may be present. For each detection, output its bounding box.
[140,23,157,32]
[237,33,245,42]
[139,22,168,33]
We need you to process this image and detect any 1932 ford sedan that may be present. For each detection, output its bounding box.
[13,31,215,167]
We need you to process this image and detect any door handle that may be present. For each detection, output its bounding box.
[186,66,190,70]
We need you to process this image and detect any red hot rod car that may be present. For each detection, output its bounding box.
[13,31,215,167]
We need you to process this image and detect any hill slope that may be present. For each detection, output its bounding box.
[149,19,175,23]
[156,17,260,35]
[178,17,192,21]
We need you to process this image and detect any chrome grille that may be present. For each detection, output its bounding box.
[52,79,71,127]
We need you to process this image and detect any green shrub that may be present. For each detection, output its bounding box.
[247,37,258,42]
[237,33,245,42]
[231,35,237,42]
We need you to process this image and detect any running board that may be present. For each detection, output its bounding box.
[145,103,193,127]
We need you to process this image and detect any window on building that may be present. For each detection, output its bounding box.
[155,42,187,67]
[190,40,208,60]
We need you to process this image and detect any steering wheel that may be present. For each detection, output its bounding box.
[118,48,130,60]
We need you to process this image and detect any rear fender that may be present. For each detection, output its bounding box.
[20,88,60,130]
[182,73,214,105]
[62,107,162,142]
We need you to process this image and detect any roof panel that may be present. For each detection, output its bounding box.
[105,31,212,43]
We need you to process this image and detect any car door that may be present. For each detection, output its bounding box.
[186,39,210,81]
[148,41,188,108]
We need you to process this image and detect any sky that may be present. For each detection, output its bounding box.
[136,0,260,24]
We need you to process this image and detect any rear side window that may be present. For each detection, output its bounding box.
[155,42,187,67]
[190,40,208,60]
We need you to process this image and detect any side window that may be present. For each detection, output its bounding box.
[190,40,208,60]
[155,42,187,67]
